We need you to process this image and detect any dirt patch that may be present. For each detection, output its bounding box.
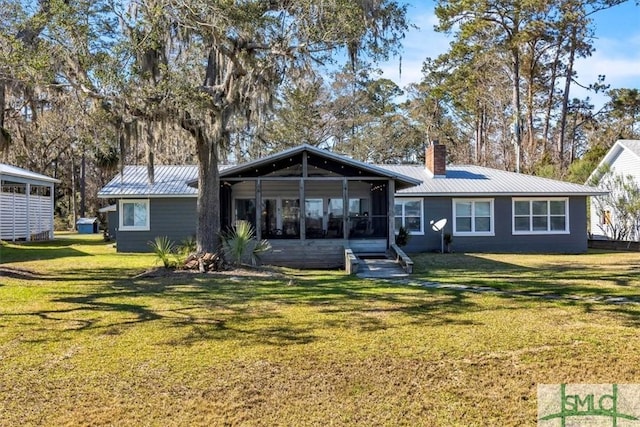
[133,265,287,280]
[0,266,42,280]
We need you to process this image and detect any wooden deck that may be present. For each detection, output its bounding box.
[260,238,388,269]
[261,239,348,269]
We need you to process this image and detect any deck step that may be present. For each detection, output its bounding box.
[356,254,409,279]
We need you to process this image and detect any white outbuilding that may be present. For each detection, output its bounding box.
[1,163,59,241]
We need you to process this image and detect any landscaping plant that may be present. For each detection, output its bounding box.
[148,236,177,268]
[222,220,271,266]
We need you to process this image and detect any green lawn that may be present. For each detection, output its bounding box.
[1,235,640,426]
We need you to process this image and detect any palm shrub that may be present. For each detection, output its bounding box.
[396,226,410,247]
[222,220,271,266]
[148,236,177,268]
[178,235,197,254]
[175,235,197,264]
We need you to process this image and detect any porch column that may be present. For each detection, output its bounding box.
[299,178,306,240]
[12,187,17,241]
[49,183,55,239]
[26,182,31,241]
[387,179,395,248]
[300,152,307,240]
[342,178,348,241]
[255,179,262,239]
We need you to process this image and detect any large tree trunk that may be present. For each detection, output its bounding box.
[182,115,222,254]
[512,46,522,173]
[0,81,8,154]
[146,120,155,184]
[196,134,221,254]
[0,81,5,130]
[542,48,561,155]
[558,25,577,172]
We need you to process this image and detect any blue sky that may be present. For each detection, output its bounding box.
[378,1,640,109]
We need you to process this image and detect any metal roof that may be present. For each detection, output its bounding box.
[0,163,60,184]
[98,165,199,198]
[380,164,605,196]
[98,204,116,213]
[619,139,640,158]
[99,153,604,198]
[77,217,98,225]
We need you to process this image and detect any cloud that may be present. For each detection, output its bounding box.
[580,36,640,82]
[572,33,640,107]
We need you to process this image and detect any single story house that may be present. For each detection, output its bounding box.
[98,143,604,267]
[586,139,640,240]
[1,163,59,241]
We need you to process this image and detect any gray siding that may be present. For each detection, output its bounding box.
[403,196,589,254]
[116,198,197,252]
[107,211,117,240]
[589,144,640,236]
[116,195,589,255]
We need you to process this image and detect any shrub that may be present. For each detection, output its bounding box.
[177,235,197,255]
[396,226,410,247]
[222,221,271,266]
[148,236,176,268]
[175,236,198,266]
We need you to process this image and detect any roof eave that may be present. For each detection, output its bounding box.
[0,171,60,184]
[214,144,421,187]
[396,191,607,197]
[97,193,197,198]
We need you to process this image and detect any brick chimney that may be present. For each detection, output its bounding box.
[425,141,447,177]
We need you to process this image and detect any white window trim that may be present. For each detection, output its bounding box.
[452,198,495,237]
[119,199,150,231]
[512,197,570,235]
[394,198,424,235]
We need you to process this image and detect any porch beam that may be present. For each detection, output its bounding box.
[221,176,391,182]
[387,179,395,248]
[26,182,31,241]
[302,151,308,178]
[49,183,55,239]
[299,178,306,240]
[342,178,348,241]
[255,178,262,239]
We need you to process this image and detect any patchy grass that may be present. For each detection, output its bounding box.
[411,251,640,298]
[1,236,640,426]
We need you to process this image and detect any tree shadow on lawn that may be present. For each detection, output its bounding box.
[7,260,640,348]
[0,237,105,264]
[0,266,146,283]
[313,284,483,328]
[411,252,640,297]
[3,268,489,347]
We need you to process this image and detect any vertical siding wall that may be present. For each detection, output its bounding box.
[0,191,54,241]
[403,196,589,254]
[115,198,197,252]
[589,146,640,237]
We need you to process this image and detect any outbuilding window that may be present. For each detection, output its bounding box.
[119,199,150,231]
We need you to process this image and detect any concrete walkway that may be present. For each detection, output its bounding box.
[356,257,408,279]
